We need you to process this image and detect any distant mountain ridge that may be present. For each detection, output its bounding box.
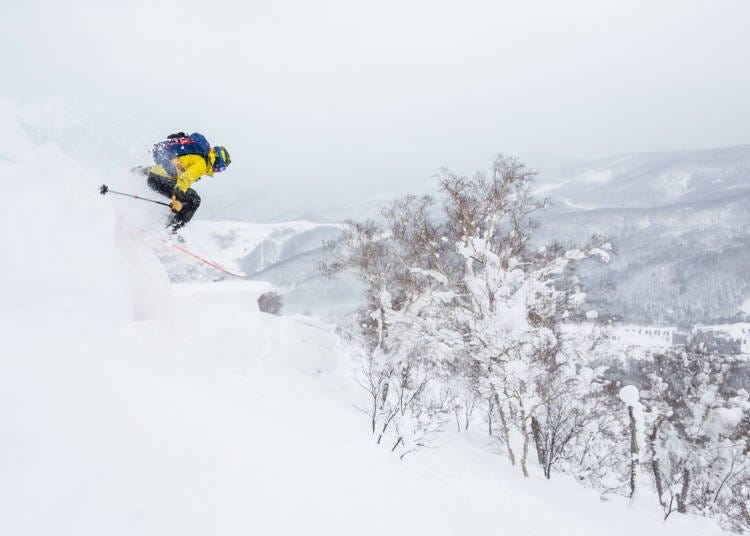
[539,144,750,211]
[534,145,750,324]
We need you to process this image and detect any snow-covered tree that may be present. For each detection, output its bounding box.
[325,153,750,533]
[638,349,750,525]
[326,156,610,467]
[435,158,611,476]
[323,212,456,458]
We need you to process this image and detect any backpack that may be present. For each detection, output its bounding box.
[152,132,211,176]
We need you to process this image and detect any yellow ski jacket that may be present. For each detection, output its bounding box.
[149,151,217,193]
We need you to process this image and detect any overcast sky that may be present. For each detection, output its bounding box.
[2,0,748,220]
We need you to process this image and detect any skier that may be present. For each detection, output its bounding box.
[133,132,231,230]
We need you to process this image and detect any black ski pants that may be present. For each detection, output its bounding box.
[147,173,201,228]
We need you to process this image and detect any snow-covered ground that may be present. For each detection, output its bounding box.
[0,106,728,535]
[0,282,725,536]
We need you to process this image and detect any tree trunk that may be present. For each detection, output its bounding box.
[648,420,665,507]
[493,389,516,466]
[377,408,397,444]
[627,405,639,499]
[652,459,665,507]
[531,415,546,471]
[464,401,472,432]
[487,396,494,436]
[378,303,387,351]
[676,468,689,514]
[520,403,530,478]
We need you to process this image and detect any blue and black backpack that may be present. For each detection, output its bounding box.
[152,132,211,176]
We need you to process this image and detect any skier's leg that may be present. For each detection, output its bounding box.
[170,189,201,229]
[147,173,200,230]
[146,172,177,200]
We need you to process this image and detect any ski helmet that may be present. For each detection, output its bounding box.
[213,146,231,173]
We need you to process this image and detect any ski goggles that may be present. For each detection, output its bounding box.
[212,146,231,173]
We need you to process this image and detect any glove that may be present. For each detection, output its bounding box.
[170,195,183,213]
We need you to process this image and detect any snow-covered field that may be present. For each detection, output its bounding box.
[0,108,728,535]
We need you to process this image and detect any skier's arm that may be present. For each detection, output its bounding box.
[173,154,210,194]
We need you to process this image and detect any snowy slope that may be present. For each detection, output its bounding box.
[3,282,725,536]
[0,104,726,535]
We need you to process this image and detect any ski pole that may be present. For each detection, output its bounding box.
[99,184,172,208]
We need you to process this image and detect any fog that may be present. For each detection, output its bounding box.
[2,0,748,220]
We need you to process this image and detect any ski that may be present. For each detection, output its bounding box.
[160,236,247,278]
[138,229,246,278]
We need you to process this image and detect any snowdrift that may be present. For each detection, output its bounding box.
[0,103,136,325]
